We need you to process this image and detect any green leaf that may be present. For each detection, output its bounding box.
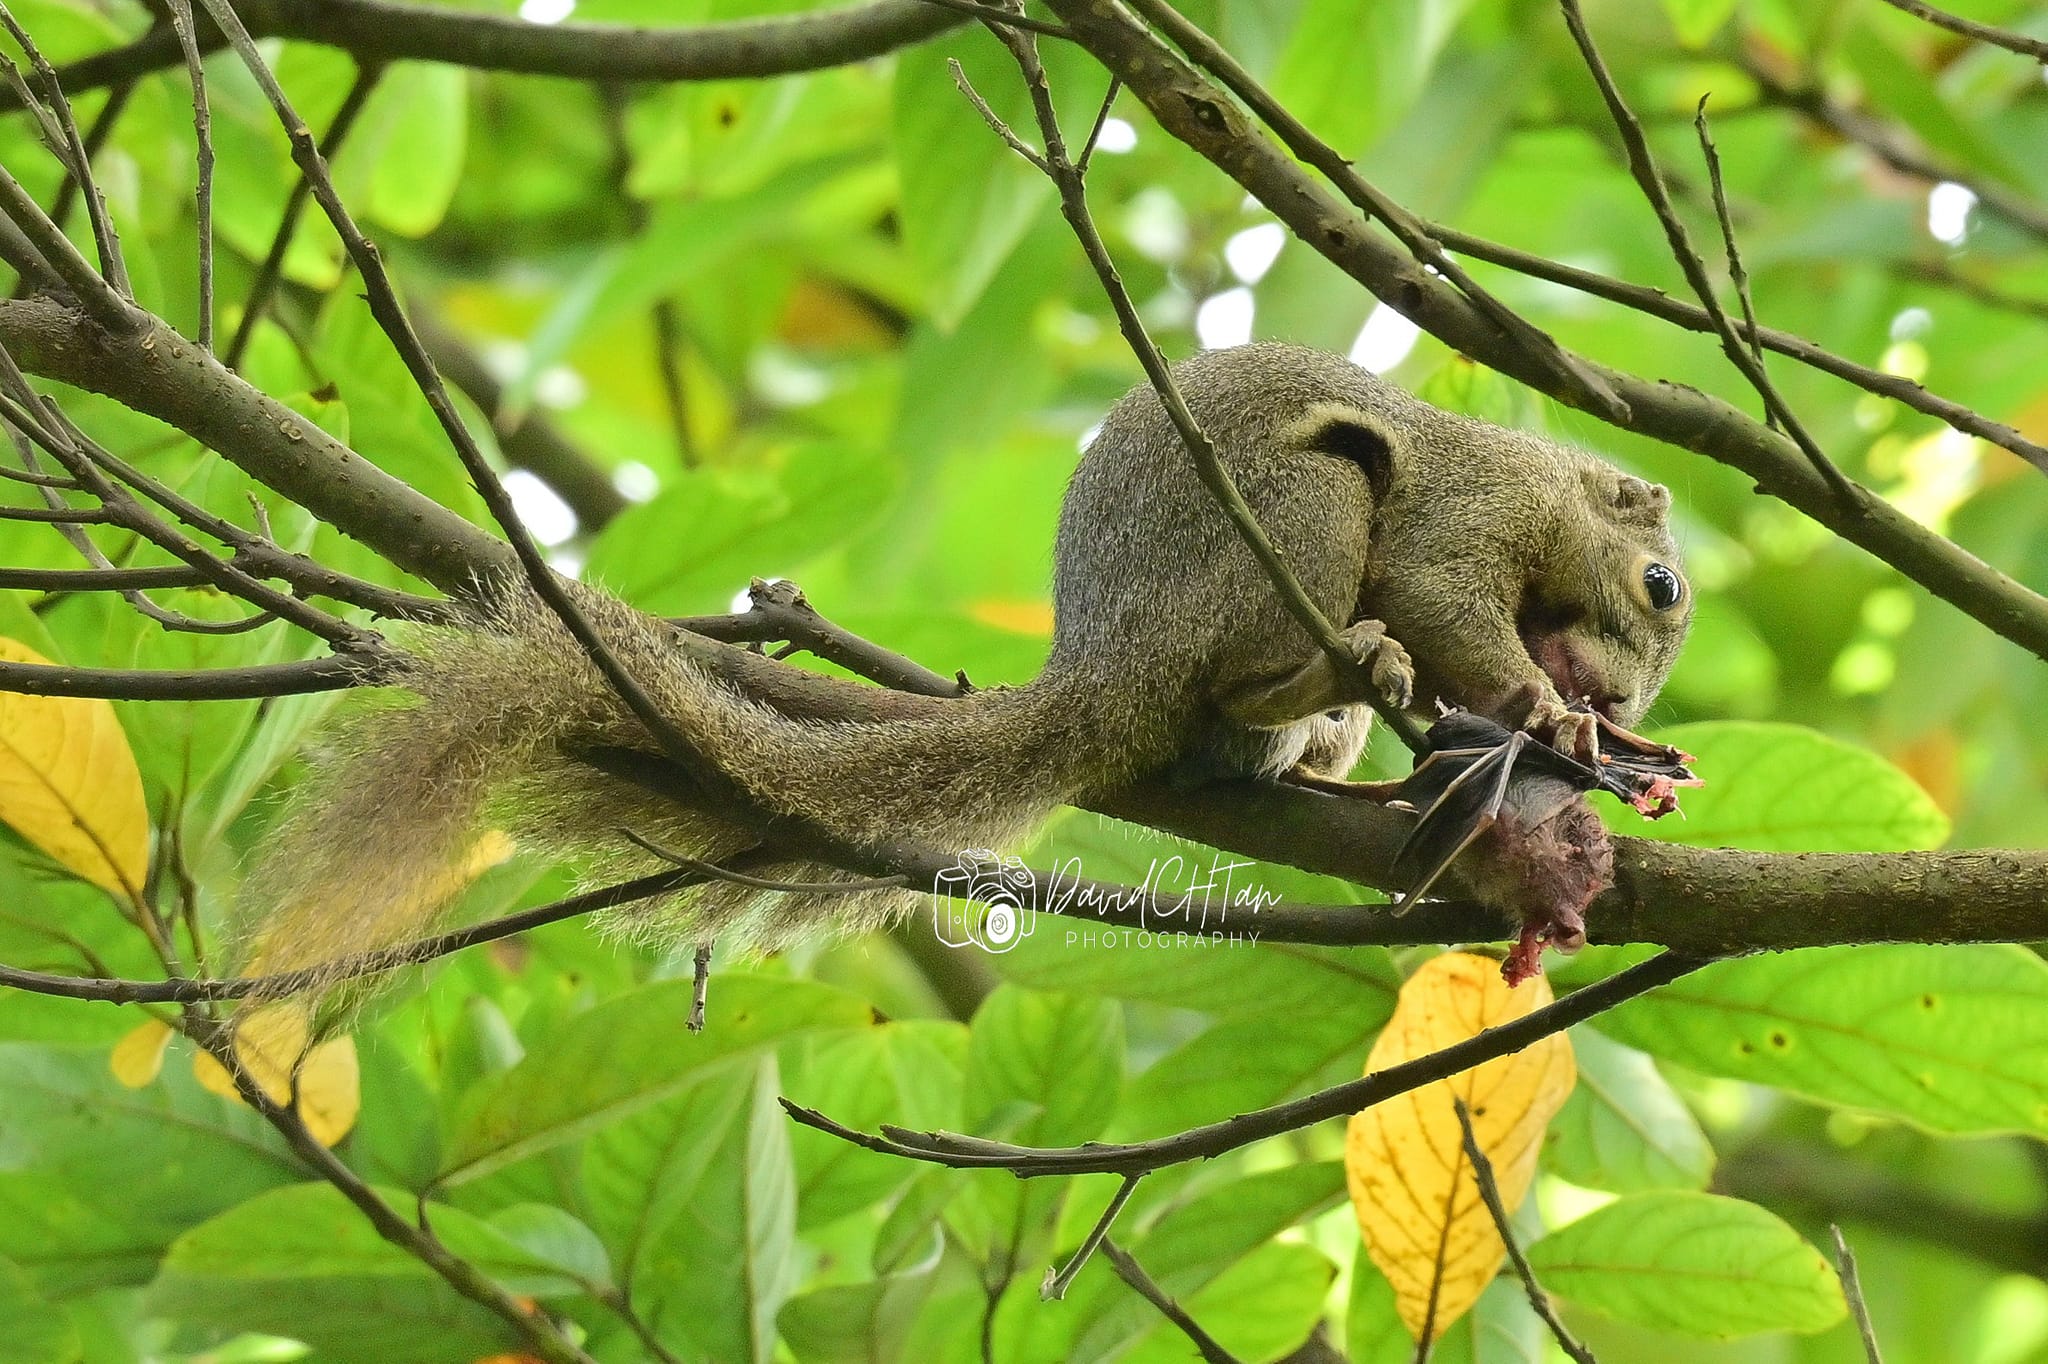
[777,1262,944,1364]
[0,1045,297,1291]
[1546,1027,1714,1192]
[1348,1268,1546,1363]
[1597,944,2048,1134]
[892,41,1052,328]
[1066,1163,1346,1359]
[440,974,872,1184]
[622,1060,800,1364]
[584,442,898,615]
[1527,1192,1846,1338]
[145,1183,581,1362]
[1610,721,1949,852]
[512,153,860,407]
[965,985,1122,1145]
[0,1255,78,1364]
[340,64,469,238]
[784,1019,967,1231]
[1658,0,1740,47]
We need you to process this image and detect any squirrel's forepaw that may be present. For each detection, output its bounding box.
[1521,694,1600,766]
[1340,618,1414,711]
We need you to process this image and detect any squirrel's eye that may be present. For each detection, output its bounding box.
[1643,562,1683,611]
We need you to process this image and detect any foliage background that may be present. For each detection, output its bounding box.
[1,0,2046,1360]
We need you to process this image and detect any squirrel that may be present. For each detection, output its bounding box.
[239,342,1691,986]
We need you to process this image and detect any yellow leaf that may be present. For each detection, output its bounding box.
[0,637,148,901]
[109,1017,173,1087]
[192,1003,361,1146]
[1346,952,1576,1342]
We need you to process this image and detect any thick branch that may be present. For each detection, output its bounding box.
[50,0,962,97]
[0,296,514,593]
[3,293,2045,955]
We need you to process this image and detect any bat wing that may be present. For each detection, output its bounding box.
[1389,733,1523,914]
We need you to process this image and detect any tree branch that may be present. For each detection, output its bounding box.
[781,951,1711,1176]
[47,0,964,99]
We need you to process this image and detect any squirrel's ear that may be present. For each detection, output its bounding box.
[1291,402,1396,501]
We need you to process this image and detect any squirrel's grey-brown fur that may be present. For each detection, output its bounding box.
[242,343,1690,982]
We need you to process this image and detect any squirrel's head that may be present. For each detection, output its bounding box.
[1519,463,1691,727]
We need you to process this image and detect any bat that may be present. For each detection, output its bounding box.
[1387,708,1698,915]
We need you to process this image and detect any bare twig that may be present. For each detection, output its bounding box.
[195,0,745,812]
[48,0,966,97]
[1042,1174,1140,1300]
[784,951,1709,1176]
[1876,0,2048,64]
[1745,62,2048,245]
[163,0,215,350]
[1830,1225,1886,1364]
[916,0,1074,38]
[0,865,712,1005]
[1430,226,2048,476]
[1694,98,1768,413]
[47,68,138,236]
[687,941,712,1033]
[1100,1239,1246,1364]
[0,653,372,700]
[0,4,130,298]
[676,578,966,698]
[618,827,910,894]
[1558,0,1856,503]
[1452,1097,1597,1363]
[182,1014,598,1364]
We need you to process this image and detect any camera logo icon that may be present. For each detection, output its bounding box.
[931,849,1038,953]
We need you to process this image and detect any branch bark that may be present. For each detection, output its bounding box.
[49,0,963,97]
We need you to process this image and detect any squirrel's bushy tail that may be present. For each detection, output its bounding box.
[237,584,1138,994]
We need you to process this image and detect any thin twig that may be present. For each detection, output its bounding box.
[784,952,1709,1176]
[182,1014,598,1364]
[1429,225,2048,476]
[1830,1225,1886,1364]
[1042,1174,1141,1300]
[1876,0,2048,63]
[917,0,1074,38]
[1452,1097,1597,1363]
[47,71,137,236]
[1558,0,1857,504]
[163,0,215,350]
[618,827,910,893]
[0,865,713,1005]
[195,0,739,810]
[1694,97,1768,421]
[1100,1240,1246,1364]
[0,653,372,700]
[675,578,965,697]
[0,4,130,297]
[687,941,712,1033]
